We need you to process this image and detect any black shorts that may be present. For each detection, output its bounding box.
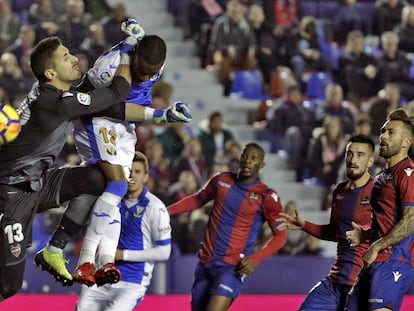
[0,167,69,266]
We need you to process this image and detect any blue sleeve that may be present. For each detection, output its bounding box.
[125,82,152,106]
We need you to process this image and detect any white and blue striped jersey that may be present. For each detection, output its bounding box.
[72,43,164,176]
[117,187,171,286]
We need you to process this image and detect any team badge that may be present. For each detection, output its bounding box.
[76,93,91,106]
[250,192,259,201]
[99,70,112,82]
[133,206,145,218]
[10,243,21,258]
[106,146,117,156]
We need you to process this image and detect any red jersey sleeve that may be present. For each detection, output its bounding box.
[250,190,287,263]
[167,173,220,215]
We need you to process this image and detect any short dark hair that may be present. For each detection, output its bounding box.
[134,35,166,65]
[387,108,414,136]
[349,134,375,153]
[244,142,265,160]
[30,36,62,83]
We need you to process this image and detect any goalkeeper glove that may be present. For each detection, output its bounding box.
[153,102,192,123]
[121,18,146,53]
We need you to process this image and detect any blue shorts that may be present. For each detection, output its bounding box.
[346,261,414,311]
[191,261,244,310]
[300,277,351,311]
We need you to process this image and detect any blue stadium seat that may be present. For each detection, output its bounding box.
[306,71,332,100]
[229,70,270,100]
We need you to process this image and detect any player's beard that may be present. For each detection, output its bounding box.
[347,168,365,181]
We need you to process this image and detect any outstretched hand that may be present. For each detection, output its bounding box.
[121,18,145,53]
[277,209,305,230]
[165,102,192,123]
[121,18,146,40]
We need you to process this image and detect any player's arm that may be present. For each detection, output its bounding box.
[116,201,172,262]
[168,173,219,215]
[116,244,171,262]
[239,192,287,276]
[364,204,414,266]
[124,101,192,123]
[278,207,336,241]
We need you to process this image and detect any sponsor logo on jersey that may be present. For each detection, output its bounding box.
[404,167,413,177]
[368,298,384,303]
[99,69,112,82]
[76,93,91,106]
[109,64,117,69]
[10,243,21,258]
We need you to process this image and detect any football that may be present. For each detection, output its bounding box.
[0,103,21,145]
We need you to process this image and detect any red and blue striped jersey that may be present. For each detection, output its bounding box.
[303,178,373,285]
[371,157,414,266]
[168,172,286,266]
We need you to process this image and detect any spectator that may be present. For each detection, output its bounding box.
[224,139,242,173]
[286,16,327,88]
[198,111,234,175]
[368,83,403,137]
[373,0,405,36]
[307,116,350,188]
[144,138,170,200]
[315,83,356,135]
[168,170,199,253]
[84,0,111,21]
[266,85,316,181]
[247,4,282,88]
[393,5,414,53]
[0,0,21,55]
[279,200,311,255]
[186,0,223,41]
[101,2,130,46]
[79,22,108,65]
[57,0,94,53]
[336,30,385,109]
[6,25,36,68]
[333,0,370,46]
[208,0,258,95]
[170,136,208,187]
[273,0,299,31]
[377,31,414,101]
[0,52,27,103]
[156,122,194,162]
[26,0,60,42]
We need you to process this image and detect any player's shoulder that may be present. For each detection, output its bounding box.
[395,157,414,179]
[146,191,168,212]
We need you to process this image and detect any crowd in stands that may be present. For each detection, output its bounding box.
[10,0,414,258]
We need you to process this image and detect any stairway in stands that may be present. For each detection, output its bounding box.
[109,0,336,257]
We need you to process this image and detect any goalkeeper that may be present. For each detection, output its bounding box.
[35,19,192,287]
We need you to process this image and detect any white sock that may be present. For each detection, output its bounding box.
[77,192,122,265]
[98,208,121,267]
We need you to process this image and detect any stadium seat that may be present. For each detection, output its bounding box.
[306,71,332,100]
[229,70,270,100]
